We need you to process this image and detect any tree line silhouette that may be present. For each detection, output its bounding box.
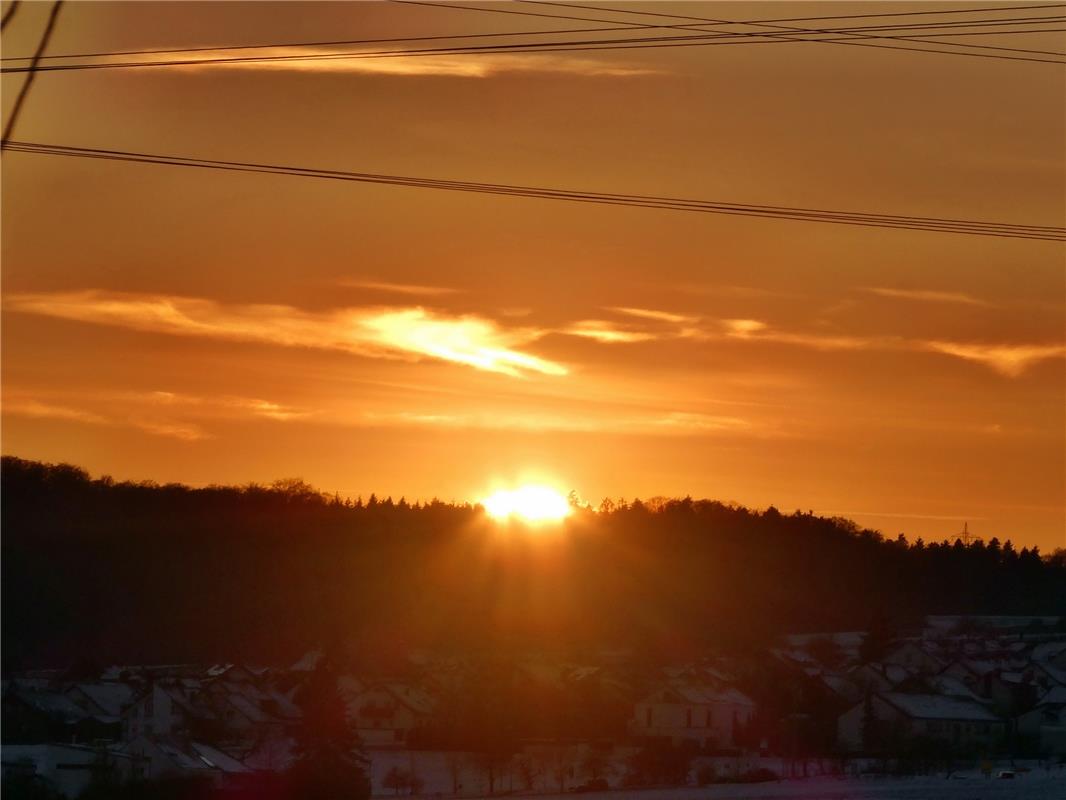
[3,456,1064,668]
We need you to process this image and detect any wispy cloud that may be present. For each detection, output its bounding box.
[148,391,312,421]
[862,287,989,307]
[337,279,460,296]
[5,291,566,378]
[3,400,110,425]
[3,398,210,441]
[358,408,764,437]
[130,419,211,441]
[721,319,1064,373]
[168,49,661,78]
[559,308,1064,377]
[564,320,658,344]
[650,412,754,434]
[921,341,1066,378]
[612,306,699,324]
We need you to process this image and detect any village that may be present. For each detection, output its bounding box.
[2,615,1065,798]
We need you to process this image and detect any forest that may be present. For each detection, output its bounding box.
[3,456,1064,668]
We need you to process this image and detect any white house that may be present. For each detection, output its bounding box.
[123,684,206,741]
[630,685,755,749]
[344,682,435,747]
[1016,686,1066,755]
[837,692,1004,753]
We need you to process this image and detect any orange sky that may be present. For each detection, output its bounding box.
[2,2,1064,549]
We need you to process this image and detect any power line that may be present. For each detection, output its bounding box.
[2,1,63,145]
[482,0,1066,64]
[3,16,1064,74]
[517,0,1066,62]
[1,0,20,32]
[4,5,1064,71]
[0,23,642,63]
[734,3,1066,24]
[4,140,1062,241]
[5,3,1060,63]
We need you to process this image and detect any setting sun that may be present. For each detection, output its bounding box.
[481,485,572,524]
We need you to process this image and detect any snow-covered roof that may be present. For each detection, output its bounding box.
[820,674,859,699]
[384,683,435,715]
[1031,642,1066,663]
[650,685,754,708]
[290,650,324,672]
[1034,662,1066,685]
[1038,686,1066,706]
[6,688,97,723]
[932,675,989,703]
[189,742,251,773]
[69,682,134,717]
[880,693,1001,722]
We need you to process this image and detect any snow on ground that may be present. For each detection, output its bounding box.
[488,774,1066,800]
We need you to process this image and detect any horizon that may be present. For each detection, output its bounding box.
[1,452,1046,549]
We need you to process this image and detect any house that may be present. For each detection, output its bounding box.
[123,684,211,741]
[1016,686,1066,755]
[883,642,943,674]
[66,682,135,719]
[837,692,1004,753]
[2,687,119,744]
[630,685,755,749]
[123,734,250,783]
[345,682,435,746]
[848,663,912,695]
[1,743,143,798]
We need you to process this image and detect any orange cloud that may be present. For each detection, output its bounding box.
[337,279,460,296]
[148,391,311,421]
[3,398,210,441]
[166,49,662,78]
[5,291,566,378]
[564,320,658,344]
[612,306,699,324]
[921,342,1066,378]
[862,287,989,307]
[356,408,763,437]
[3,400,110,425]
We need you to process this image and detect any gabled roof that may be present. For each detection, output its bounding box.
[5,688,99,723]
[68,682,134,717]
[879,692,1001,722]
[189,742,251,773]
[1030,642,1066,663]
[290,650,324,672]
[1037,686,1066,707]
[931,675,990,704]
[383,683,435,715]
[647,685,754,707]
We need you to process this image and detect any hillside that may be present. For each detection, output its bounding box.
[3,456,1063,668]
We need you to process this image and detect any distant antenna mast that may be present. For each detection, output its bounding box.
[958,521,977,545]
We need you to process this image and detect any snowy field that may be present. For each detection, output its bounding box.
[491,776,1066,800]
[367,749,1065,800]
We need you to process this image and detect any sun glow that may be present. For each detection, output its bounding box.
[481,485,572,524]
